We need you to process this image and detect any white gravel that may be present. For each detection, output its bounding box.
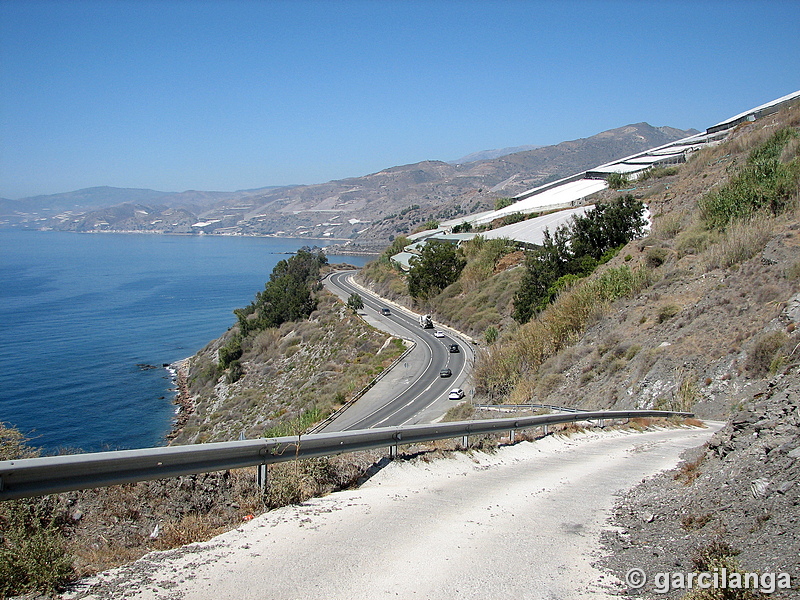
[64,424,720,600]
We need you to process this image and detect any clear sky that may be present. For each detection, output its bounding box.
[1,0,798,199]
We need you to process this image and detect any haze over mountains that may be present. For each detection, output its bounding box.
[0,122,697,248]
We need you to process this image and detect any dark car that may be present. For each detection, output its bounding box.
[439,368,452,378]
[449,343,459,353]
[380,307,391,315]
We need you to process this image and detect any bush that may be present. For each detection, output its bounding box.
[703,215,774,271]
[234,250,327,336]
[0,424,75,596]
[606,172,630,189]
[699,127,800,231]
[745,331,788,377]
[513,196,647,323]
[477,265,651,400]
[657,303,680,323]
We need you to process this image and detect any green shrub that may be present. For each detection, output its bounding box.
[513,196,646,323]
[699,127,800,230]
[606,172,630,189]
[494,197,513,210]
[226,360,244,383]
[219,336,243,368]
[407,241,466,300]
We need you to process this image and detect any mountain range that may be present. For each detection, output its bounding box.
[0,123,697,248]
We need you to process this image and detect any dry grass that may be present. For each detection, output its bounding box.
[675,454,706,485]
[703,214,775,271]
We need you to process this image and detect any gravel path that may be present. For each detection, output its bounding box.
[63,425,719,600]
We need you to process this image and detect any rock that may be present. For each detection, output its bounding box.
[750,478,770,498]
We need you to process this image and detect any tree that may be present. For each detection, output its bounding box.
[346,292,364,312]
[234,249,328,335]
[512,226,572,323]
[570,195,647,260]
[407,241,466,300]
[512,196,646,323]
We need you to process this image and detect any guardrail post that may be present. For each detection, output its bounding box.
[257,463,268,490]
[509,429,515,443]
[543,424,549,435]
[461,435,469,449]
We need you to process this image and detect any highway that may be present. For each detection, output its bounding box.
[322,270,473,430]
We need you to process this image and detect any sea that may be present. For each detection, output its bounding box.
[0,230,371,453]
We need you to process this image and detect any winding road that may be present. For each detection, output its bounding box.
[322,270,475,430]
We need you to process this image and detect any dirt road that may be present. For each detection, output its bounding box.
[64,425,720,600]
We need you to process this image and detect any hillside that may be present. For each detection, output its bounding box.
[0,123,695,247]
[359,103,800,423]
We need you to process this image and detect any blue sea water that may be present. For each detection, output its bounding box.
[0,230,370,453]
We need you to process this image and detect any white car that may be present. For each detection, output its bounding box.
[434,330,445,338]
[448,388,465,400]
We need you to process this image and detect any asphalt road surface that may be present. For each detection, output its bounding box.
[65,424,721,600]
[322,271,474,429]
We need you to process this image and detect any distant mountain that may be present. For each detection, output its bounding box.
[1,122,698,245]
[448,145,542,164]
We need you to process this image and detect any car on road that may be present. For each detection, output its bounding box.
[439,368,452,378]
[434,330,445,338]
[448,388,465,400]
[449,343,459,353]
[380,307,391,315]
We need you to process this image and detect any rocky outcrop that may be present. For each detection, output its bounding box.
[600,366,800,597]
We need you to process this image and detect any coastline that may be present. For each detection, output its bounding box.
[166,358,193,444]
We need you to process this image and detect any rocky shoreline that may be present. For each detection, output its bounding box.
[166,359,194,443]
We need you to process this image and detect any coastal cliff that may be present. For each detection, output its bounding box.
[168,285,404,445]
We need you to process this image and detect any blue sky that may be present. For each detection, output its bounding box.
[1,0,798,199]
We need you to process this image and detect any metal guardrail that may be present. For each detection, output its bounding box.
[473,403,587,413]
[0,410,693,500]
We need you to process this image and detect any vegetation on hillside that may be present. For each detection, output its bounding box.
[699,126,799,230]
[471,102,800,408]
[359,101,800,415]
[0,425,74,597]
[407,241,466,300]
[513,195,647,323]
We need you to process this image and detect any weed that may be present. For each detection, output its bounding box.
[675,453,706,485]
[745,331,788,377]
[657,303,680,323]
[0,424,75,596]
[645,246,669,268]
[685,541,761,600]
[681,513,713,530]
[703,214,774,271]
[699,127,800,230]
